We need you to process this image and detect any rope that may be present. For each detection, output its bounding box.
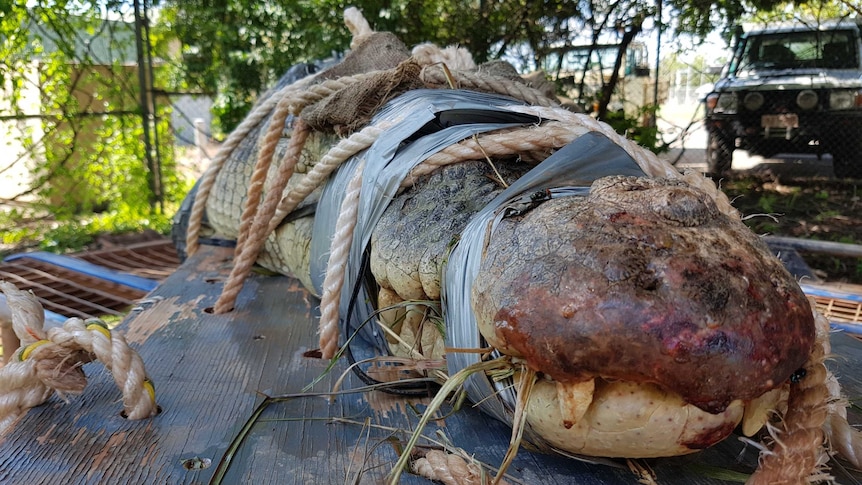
[0,358,52,433]
[49,319,156,419]
[504,105,739,217]
[746,309,831,485]
[212,95,387,315]
[185,73,322,257]
[185,89,285,257]
[0,281,157,435]
[412,450,495,485]
[404,122,589,186]
[1,314,20,365]
[269,123,387,232]
[420,65,559,107]
[234,95,294,257]
[213,118,311,314]
[318,160,365,359]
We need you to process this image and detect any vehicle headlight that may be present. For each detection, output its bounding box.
[830,89,862,109]
[743,92,764,111]
[709,92,738,114]
[796,90,818,110]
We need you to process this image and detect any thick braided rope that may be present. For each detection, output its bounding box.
[420,65,559,107]
[747,309,831,484]
[505,105,739,217]
[185,73,322,256]
[233,95,294,256]
[404,122,590,186]
[185,91,284,257]
[48,318,157,420]
[412,450,490,485]
[506,106,675,175]
[0,359,51,434]
[1,317,20,365]
[269,123,387,232]
[318,160,365,359]
[214,119,311,314]
[1,280,55,434]
[211,78,387,314]
[0,318,157,434]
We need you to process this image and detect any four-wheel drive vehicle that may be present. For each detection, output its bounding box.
[703,20,862,178]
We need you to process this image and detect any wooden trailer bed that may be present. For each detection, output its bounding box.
[2,242,862,484]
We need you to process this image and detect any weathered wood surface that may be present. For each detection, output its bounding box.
[1,243,861,484]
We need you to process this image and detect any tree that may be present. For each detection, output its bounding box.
[161,0,821,132]
[0,1,186,252]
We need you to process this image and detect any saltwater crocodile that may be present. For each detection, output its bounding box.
[171,12,857,482]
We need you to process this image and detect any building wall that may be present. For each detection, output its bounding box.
[0,64,44,201]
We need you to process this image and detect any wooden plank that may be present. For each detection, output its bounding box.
[1,243,861,484]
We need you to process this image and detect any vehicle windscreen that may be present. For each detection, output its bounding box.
[731,29,858,75]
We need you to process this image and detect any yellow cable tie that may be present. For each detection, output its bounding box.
[143,378,156,404]
[86,321,112,340]
[19,339,52,361]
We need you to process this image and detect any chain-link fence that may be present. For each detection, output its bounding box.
[693,23,862,181]
[660,87,861,183]
[0,4,215,214]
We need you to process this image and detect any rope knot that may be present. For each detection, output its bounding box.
[0,281,159,434]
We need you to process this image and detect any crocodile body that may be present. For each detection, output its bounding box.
[174,45,817,461]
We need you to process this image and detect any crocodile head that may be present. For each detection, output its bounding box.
[472,175,815,415]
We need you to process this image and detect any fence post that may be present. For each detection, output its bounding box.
[133,0,163,211]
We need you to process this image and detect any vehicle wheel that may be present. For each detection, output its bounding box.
[706,131,733,177]
[830,136,862,179]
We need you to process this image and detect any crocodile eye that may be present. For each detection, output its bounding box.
[650,188,718,227]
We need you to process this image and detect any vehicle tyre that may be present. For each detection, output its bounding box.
[706,130,734,177]
[829,134,862,179]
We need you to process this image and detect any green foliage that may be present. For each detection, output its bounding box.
[156,0,355,134]
[746,0,858,27]
[4,0,853,256]
[0,2,192,254]
[156,0,644,134]
[1,205,175,253]
[757,193,778,213]
[723,176,862,283]
[601,106,670,154]
[160,0,814,134]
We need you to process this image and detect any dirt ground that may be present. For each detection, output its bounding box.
[660,99,861,285]
[720,174,862,284]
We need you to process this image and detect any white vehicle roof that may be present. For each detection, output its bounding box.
[741,19,861,37]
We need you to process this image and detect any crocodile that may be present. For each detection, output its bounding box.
[171,13,853,481]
